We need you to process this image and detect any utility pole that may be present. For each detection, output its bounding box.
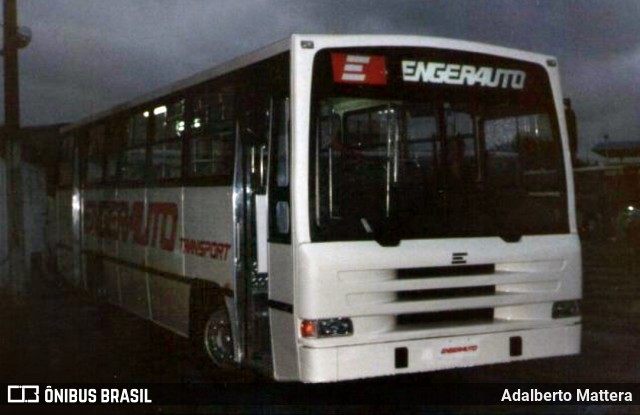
[3,0,26,294]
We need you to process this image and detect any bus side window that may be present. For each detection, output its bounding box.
[242,100,270,194]
[269,97,291,242]
[58,135,74,188]
[86,125,105,184]
[189,86,235,179]
[150,99,184,180]
[120,111,149,182]
[105,119,127,183]
[276,100,290,188]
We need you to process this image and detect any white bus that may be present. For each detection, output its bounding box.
[56,34,581,382]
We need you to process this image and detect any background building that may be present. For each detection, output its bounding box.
[0,124,62,283]
[575,140,640,240]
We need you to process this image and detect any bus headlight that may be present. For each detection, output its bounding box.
[552,300,580,319]
[300,318,354,338]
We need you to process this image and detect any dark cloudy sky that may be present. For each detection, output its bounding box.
[5,0,640,159]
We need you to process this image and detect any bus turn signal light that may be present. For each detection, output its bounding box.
[301,318,353,338]
[300,320,317,338]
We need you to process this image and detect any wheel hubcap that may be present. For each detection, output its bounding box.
[204,309,235,367]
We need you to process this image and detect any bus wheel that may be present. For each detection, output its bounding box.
[203,307,235,368]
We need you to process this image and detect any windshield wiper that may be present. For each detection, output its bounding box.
[499,233,522,243]
[362,216,401,247]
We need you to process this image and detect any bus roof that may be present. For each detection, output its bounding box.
[61,37,291,133]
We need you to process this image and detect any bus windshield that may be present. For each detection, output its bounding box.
[310,47,568,244]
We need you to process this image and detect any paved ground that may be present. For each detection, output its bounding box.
[0,240,639,414]
[0,279,254,384]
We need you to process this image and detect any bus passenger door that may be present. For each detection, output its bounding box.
[266,97,295,379]
[237,98,272,370]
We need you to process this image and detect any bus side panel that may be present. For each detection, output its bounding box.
[268,243,299,380]
[81,187,121,304]
[146,187,184,276]
[82,188,103,294]
[103,253,121,305]
[147,186,189,336]
[100,188,119,303]
[55,189,75,283]
[81,189,100,257]
[182,186,234,287]
[118,187,150,319]
[149,272,191,336]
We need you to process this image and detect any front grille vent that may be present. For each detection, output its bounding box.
[397,308,494,327]
[397,285,495,302]
[397,264,495,279]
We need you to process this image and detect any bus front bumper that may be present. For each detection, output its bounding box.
[298,323,580,382]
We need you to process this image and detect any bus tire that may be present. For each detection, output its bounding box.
[203,303,236,368]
